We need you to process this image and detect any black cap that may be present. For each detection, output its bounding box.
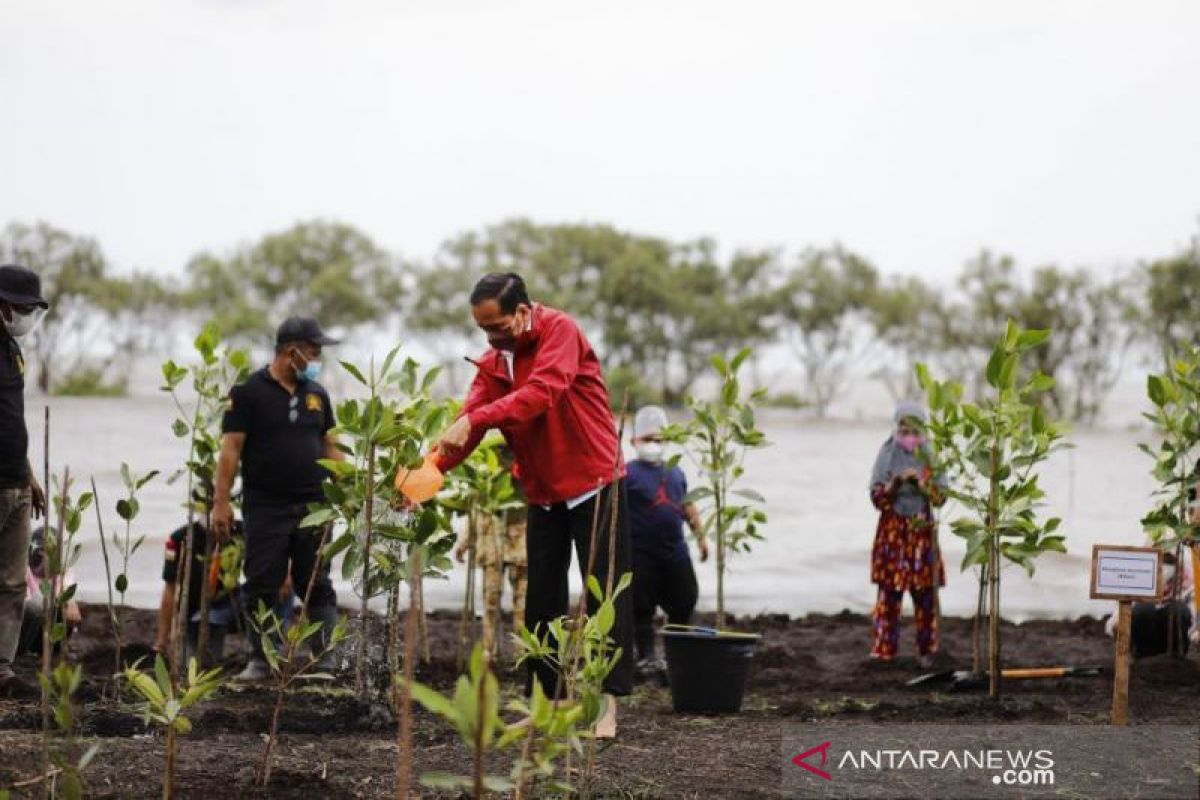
[0,265,49,309]
[275,316,339,347]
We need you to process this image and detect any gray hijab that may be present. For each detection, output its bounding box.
[869,401,944,518]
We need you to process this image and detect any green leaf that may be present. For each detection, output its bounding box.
[115,573,128,593]
[115,498,138,521]
[1148,374,1167,407]
[998,354,1018,391]
[1015,328,1051,352]
[340,360,368,386]
[985,345,1005,389]
[172,419,190,438]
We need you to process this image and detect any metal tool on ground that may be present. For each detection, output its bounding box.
[907,665,1104,691]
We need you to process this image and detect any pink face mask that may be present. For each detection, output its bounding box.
[896,433,923,453]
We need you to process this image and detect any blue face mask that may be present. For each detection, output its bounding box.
[292,349,322,382]
[297,360,322,382]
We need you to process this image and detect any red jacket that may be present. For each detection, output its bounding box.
[437,304,622,506]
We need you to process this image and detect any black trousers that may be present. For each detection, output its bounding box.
[632,555,698,660]
[1131,601,1192,658]
[242,500,336,632]
[525,480,634,697]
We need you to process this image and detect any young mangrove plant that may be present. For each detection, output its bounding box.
[1138,345,1200,655]
[916,320,1068,698]
[303,347,453,698]
[664,349,769,628]
[160,323,250,674]
[122,655,223,800]
[407,643,527,797]
[514,573,632,795]
[38,470,89,799]
[34,661,99,800]
[91,465,158,681]
[253,521,351,787]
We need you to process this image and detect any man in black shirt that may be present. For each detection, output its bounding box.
[213,317,343,680]
[0,264,48,699]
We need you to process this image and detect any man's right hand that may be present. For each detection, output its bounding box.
[212,499,234,543]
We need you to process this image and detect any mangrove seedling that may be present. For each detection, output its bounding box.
[1138,345,1200,654]
[122,655,223,800]
[407,643,526,797]
[34,661,99,800]
[917,320,1068,698]
[664,349,769,628]
[160,323,250,675]
[92,465,158,681]
[304,347,453,698]
[39,470,89,798]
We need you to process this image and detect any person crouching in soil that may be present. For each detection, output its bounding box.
[868,401,947,667]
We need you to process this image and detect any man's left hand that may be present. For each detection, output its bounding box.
[439,416,473,452]
[697,537,710,563]
[29,476,46,519]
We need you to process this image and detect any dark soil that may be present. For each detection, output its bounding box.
[1,603,1196,798]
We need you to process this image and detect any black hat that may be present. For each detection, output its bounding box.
[0,265,49,309]
[276,316,339,347]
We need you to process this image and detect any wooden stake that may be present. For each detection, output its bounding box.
[1111,600,1131,726]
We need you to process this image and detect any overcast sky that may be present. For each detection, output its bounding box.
[3,0,1198,280]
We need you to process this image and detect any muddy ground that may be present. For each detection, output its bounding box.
[1,604,1197,798]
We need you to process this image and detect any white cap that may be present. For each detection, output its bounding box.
[632,405,668,438]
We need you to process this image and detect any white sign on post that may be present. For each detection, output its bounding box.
[1090,545,1162,601]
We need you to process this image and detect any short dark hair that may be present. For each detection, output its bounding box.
[470,272,530,314]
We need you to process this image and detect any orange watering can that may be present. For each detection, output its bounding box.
[394,447,445,504]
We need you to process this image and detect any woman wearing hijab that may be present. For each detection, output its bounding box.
[869,401,946,666]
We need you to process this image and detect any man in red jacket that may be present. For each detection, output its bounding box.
[437,272,633,729]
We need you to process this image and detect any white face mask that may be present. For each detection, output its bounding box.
[635,441,664,464]
[1,307,45,338]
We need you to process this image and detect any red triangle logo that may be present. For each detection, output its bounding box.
[792,741,833,781]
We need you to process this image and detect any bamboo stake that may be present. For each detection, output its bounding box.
[195,490,217,668]
[90,478,122,685]
[458,510,478,671]
[396,548,421,799]
[357,441,378,697]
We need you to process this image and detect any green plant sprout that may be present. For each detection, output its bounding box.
[38,469,89,800]
[303,347,454,697]
[34,661,99,800]
[122,655,223,800]
[161,323,250,674]
[1137,345,1200,655]
[663,348,769,629]
[91,465,157,684]
[917,320,1069,698]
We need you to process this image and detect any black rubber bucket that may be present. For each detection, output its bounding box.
[662,626,761,713]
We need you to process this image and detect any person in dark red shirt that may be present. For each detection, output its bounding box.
[437,272,633,736]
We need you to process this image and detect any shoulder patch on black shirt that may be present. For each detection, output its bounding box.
[306,393,323,412]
